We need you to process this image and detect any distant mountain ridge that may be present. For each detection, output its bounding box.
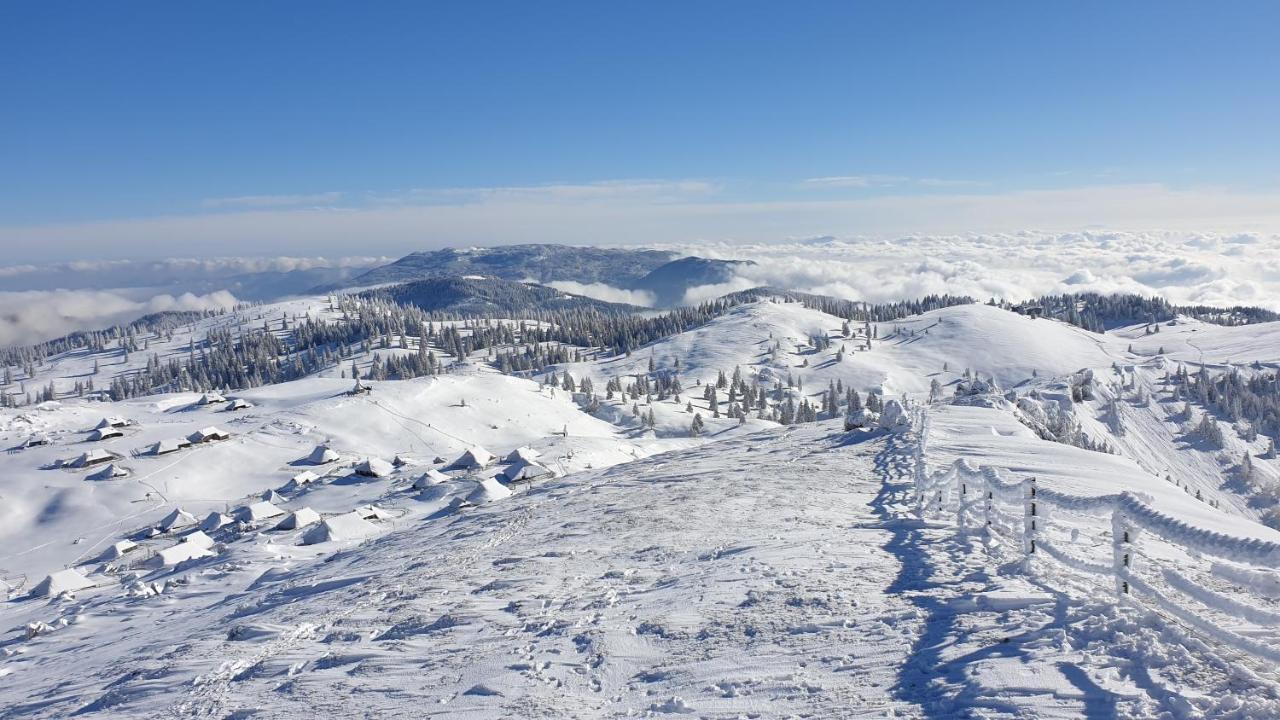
[329,244,754,307]
[359,276,644,317]
[339,245,676,289]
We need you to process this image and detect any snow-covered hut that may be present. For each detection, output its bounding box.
[33,568,94,597]
[281,470,319,493]
[73,448,115,467]
[200,511,233,532]
[305,445,339,465]
[100,539,137,561]
[181,530,216,550]
[187,426,230,444]
[234,501,284,523]
[149,437,191,456]
[158,507,198,532]
[301,511,379,545]
[149,541,213,567]
[354,457,394,478]
[21,433,50,448]
[89,426,123,442]
[354,505,393,521]
[463,477,513,505]
[451,446,495,470]
[413,468,451,489]
[197,392,226,406]
[502,458,551,483]
[275,507,321,530]
[87,463,128,481]
[95,416,129,430]
[504,446,542,463]
[225,398,253,411]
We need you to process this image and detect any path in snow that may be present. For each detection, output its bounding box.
[8,421,1267,718]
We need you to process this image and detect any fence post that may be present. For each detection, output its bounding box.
[983,474,994,544]
[956,470,968,531]
[1112,509,1137,598]
[1022,477,1038,571]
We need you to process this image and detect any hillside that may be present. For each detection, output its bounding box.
[2,293,1280,717]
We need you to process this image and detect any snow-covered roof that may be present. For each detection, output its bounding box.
[73,449,115,467]
[33,568,94,597]
[275,507,321,530]
[413,468,451,489]
[181,530,216,550]
[158,507,198,531]
[87,463,128,481]
[88,427,123,441]
[149,438,190,455]
[290,470,319,485]
[503,458,551,482]
[464,477,513,505]
[187,426,230,443]
[301,511,379,545]
[505,446,542,463]
[354,505,393,521]
[200,512,232,532]
[452,446,495,469]
[225,398,253,411]
[306,445,340,465]
[100,539,137,561]
[355,457,394,478]
[261,489,286,504]
[149,541,214,567]
[235,501,284,522]
[22,433,50,447]
[197,392,226,405]
[95,416,128,429]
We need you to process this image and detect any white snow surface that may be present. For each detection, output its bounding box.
[1,296,1279,717]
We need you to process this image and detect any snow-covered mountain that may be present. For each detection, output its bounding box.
[335,244,753,308]
[2,285,1280,718]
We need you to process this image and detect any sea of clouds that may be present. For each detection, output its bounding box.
[650,230,1279,311]
[1,232,1275,347]
[0,256,384,346]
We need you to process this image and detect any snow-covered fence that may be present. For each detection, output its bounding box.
[908,409,1280,664]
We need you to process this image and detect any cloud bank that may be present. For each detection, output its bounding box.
[546,281,656,308]
[0,289,239,347]
[5,181,1280,264]
[660,230,1280,311]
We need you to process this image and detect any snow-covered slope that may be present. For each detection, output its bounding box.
[3,293,1280,718]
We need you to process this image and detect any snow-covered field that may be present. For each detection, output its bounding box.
[2,295,1280,717]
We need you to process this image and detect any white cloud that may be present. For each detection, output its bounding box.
[202,192,345,209]
[659,229,1280,311]
[7,182,1280,266]
[546,281,656,307]
[0,289,239,346]
[801,175,906,188]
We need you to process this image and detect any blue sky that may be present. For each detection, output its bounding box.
[2,2,1279,261]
